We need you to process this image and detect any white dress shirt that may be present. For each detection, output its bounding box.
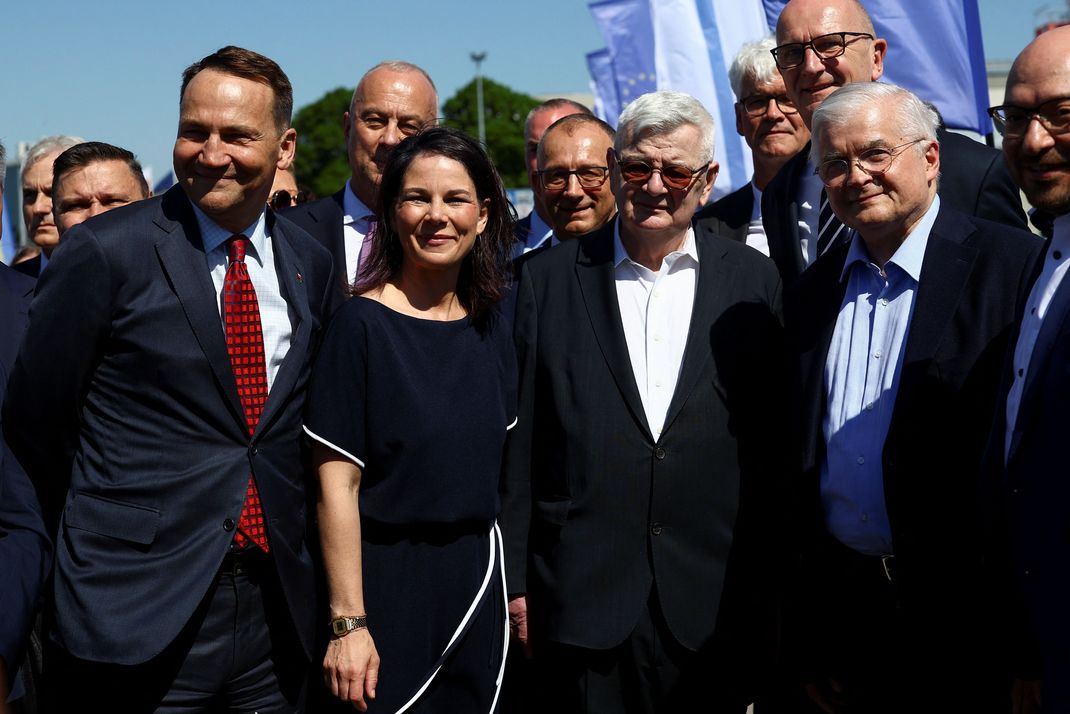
[614,223,699,439]
[745,181,770,257]
[193,204,294,391]
[1006,213,1070,459]
[342,179,375,288]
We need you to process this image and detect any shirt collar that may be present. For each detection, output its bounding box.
[527,210,555,251]
[613,221,699,270]
[839,194,939,284]
[191,200,269,266]
[749,180,763,223]
[1052,212,1070,244]
[342,179,374,226]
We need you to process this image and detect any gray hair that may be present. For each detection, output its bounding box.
[524,98,592,142]
[729,36,779,100]
[351,61,439,114]
[615,90,716,164]
[24,135,84,175]
[0,140,6,193]
[810,82,939,164]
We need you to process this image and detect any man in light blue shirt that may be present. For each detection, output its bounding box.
[784,81,1042,713]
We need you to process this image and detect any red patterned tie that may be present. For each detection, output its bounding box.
[224,236,270,552]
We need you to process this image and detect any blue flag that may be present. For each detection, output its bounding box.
[587,49,622,126]
[589,0,658,111]
[1,202,14,264]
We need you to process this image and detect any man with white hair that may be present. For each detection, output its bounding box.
[695,36,810,255]
[784,81,1040,713]
[502,89,783,712]
[16,134,83,277]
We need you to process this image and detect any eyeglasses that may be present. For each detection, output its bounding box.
[989,98,1070,139]
[815,139,926,187]
[740,94,799,117]
[615,154,708,190]
[538,166,610,192]
[771,32,874,70]
[269,189,310,211]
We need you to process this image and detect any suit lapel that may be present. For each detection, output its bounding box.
[153,188,245,429]
[575,222,652,441]
[255,215,313,436]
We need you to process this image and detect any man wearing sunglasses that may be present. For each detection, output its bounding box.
[761,0,1026,286]
[695,36,810,257]
[987,26,1070,714]
[784,81,1041,713]
[502,89,783,712]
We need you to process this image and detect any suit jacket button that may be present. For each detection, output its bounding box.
[223,518,235,532]
[651,523,663,535]
[251,446,259,456]
[654,448,666,460]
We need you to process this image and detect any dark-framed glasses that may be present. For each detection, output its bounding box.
[538,166,610,192]
[740,93,799,117]
[270,189,310,211]
[988,98,1070,138]
[771,32,874,70]
[815,139,926,187]
[615,154,707,190]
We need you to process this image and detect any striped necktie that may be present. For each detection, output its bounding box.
[815,189,847,260]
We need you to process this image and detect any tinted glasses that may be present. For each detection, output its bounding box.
[270,189,310,211]
[615,154,707,190]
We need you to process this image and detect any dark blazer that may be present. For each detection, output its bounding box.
[764,130,1029,285]
[785,205,1041,671]
[0,264,50,677]
[2,186,333,666]
[501,219,785,654]
[282,188,349,314]
[694,182,752,243]
[990,237,1070,708]
[11,255,40,279]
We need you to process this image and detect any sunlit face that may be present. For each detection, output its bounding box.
[391,154,489,275]
[735,74,811,161]
[345,68,438,207]
[54,159,147,236]
[22,149,63,253]
[817,104,938,242]
[775,0,886,126]
[173,69,295,233]
[537,123,617,238]
[1001,28,1070,214]
[611,123,717,239]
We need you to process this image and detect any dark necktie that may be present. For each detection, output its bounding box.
[224,236,270,552]
[815,189,847,259]
[356,214,377,283]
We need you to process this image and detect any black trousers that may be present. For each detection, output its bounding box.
[530,590,749,714]
[46,549,308,713]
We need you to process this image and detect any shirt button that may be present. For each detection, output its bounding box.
[651,523,663,536]
[1054,251,1063,260]
[655,380,663,388]
[653,335,662,342]
[857,456,865,465]
[880,298,889,307]
[865,402,874,411]
[223,518,235,532]
[1031,307,1037,315]
[1018,368,1024,377]
[873,351,882,359]
[655,448,666,460]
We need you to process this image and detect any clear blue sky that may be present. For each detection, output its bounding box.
[0,0,1060,183]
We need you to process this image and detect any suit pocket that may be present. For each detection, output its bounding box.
[65,493,161,545]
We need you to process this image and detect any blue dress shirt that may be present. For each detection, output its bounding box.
[821,197,940,556]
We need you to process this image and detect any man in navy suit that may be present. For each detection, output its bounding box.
[785,81,1041,713]
[761,0,1027,286]
[284,61,437,313]
[990,25,1070,713]
[3,46,333,712]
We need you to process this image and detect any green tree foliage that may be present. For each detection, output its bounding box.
[292,86,352,199]
[442,78,540,189]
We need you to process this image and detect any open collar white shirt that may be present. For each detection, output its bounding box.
[614,222,699,440]
[194,203,293,391]
[342,179,375,288]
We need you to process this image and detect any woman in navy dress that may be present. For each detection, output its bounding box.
[305,127,516,713]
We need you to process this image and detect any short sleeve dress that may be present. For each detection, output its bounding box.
[304,296,517,714]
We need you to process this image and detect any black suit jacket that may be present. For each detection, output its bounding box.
[282,188,349,314]
[694,183,752,244]
[2,186,333,665]
[785,205,1041,663]
[0,264,50,675]
[501,219,784,654]
[11,255,40,279]
[764,130,1029,285]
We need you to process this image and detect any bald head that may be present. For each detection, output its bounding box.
[774,0,886,127]
[1001,26,1070,214]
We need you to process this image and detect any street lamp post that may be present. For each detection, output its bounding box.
[470,51,487,146]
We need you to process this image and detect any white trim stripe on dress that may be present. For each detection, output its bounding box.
[302,425,366,469]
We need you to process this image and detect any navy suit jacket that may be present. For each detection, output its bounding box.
[785,205,1041,669]
[282,188,349,315]
[763,130,1029,285]
[501,219,785,661]
[2,186,333,665]
[0,263,49,678]
[694,183,752,244]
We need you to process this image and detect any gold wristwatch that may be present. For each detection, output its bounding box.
[330,615,368,637]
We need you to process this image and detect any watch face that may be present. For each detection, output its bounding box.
[332,619,349,636]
